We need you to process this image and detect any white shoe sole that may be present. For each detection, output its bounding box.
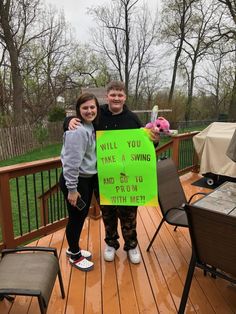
[69,257,94,271]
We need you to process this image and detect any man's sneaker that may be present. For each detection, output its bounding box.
[66,248,92,260]
[69,256,94,272]
[128,246,141,264]
[104,244,116,262]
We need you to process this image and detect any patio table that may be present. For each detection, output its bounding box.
[193,181,236,216]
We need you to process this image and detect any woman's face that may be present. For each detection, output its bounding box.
[80,99,97,123]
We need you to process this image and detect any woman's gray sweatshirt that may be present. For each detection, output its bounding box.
[61,123,97,192]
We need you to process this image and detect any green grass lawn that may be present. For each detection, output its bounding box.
[0,143,64,239]
[0,143,62,167]
[8,168,64,236]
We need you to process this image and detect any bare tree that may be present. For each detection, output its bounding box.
[68,44,111,88]
[89,0,159,99]
[0,0,50,124]
[137,67,163,109]
[0,0,24,124]
[218,0,236,25]
[22,29,110,122]
[132,4,159,104]
[197,36,235,120]
[227,48,236,120]
[178,0,219,121]
[22,7,81,123]
[197,50,225,118]
[216,0,236,120]
[161,0,197,105]
[0,46,9,121]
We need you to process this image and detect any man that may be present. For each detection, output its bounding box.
[64,81,159,264]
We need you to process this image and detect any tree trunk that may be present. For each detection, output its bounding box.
[168,0,188,105]
[124,2,129,96]
[228,69,236,121]
[0,1,23,124]
[168,46,182,105]
[185,58,197,122]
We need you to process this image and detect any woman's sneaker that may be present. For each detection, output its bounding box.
[69,256,94,272]
[66,248,92,260]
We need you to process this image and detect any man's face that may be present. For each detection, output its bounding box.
[106,89,126,114]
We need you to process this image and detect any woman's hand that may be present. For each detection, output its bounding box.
[68,191,81,207]
[69,118,81,130]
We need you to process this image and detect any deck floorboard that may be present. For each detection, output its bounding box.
[1,172,235,314]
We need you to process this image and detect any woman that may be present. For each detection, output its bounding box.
[60,93,99,271]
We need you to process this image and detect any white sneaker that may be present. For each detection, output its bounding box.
[66,248,92,260]
[104,244,116,262]
[128,246,141,264]
[69,256,94,271]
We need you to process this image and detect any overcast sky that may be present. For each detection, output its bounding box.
[44,0,161,43]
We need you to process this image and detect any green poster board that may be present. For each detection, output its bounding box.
[97,128,158,206]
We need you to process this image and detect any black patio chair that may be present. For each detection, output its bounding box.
[178,204,236,313]
[0,246,65,314]
[147,158,206,251]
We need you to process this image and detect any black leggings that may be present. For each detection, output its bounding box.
[59,173,98,253]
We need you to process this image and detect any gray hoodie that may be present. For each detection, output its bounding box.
[61,123,97,192]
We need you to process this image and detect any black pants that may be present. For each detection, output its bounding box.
[59,173,98,254]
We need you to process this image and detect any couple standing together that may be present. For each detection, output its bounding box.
[60,81,159,271]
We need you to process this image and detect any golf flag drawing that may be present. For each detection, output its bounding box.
[96,128,158,206]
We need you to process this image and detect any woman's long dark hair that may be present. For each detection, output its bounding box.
[75,93,100,125]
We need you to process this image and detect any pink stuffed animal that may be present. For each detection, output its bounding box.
[145,116,170,135]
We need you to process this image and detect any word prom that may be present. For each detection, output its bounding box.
[97,129,158,206]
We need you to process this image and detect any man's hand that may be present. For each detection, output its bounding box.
[69,118,81,130]
[149,126,160,144]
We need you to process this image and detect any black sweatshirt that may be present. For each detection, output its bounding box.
[63,104,143,131]
[63,104,159,147]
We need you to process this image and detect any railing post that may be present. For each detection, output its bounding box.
[39,197,49,226]
[0,173,15,248]
[89,193,101,220]
[192,150,200,173]
[172,136,180,168]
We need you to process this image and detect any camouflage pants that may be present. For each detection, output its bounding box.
[100,205,138,251]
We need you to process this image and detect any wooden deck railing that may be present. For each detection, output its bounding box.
[0,158,65,249]
[156,131,199,174]
[0,131,199,250]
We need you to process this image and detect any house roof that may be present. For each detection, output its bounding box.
[66,87,107,116]
[81,87,107,105]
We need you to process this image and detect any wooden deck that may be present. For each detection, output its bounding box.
[0,172,236,314]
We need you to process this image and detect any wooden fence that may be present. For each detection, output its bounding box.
[0,122,63,161]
